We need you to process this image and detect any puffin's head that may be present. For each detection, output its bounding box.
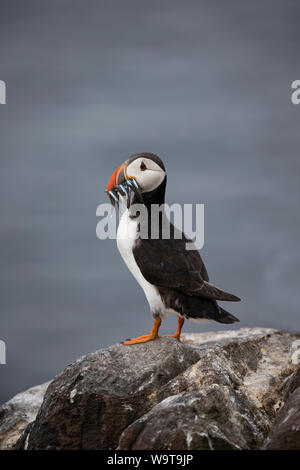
[106,153,166,208]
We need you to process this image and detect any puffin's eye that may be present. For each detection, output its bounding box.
[140,161,147,171]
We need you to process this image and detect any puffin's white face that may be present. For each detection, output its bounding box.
[106,154,166,209]
[126,157,166,193]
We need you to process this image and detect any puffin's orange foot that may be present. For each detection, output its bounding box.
[164,333,181,340]
[123,317,162,346]
[123,334,158,345]
[163,317,185,341]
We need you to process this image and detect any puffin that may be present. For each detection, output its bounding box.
[106,152,241,345]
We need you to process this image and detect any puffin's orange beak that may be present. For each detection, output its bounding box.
[106,163,127,193]
[106,161,143,208]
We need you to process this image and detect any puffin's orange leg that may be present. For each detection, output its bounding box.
[123,317,162,345]
[164,316,185,340]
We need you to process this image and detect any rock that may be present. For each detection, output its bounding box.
[285,363,300,397]
[262,364,300,450]
[19,337,201,450]
[119,328,298,450]
[118,389,266,450]
[0,382,50,449]
[2,327,300,450]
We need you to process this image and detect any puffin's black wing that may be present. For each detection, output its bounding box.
[133,233,241,302]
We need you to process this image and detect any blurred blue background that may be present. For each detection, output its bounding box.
[0,0,299,404]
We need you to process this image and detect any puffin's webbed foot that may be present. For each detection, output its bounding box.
[122,317,161,346]
[123,334,157,345]
[164,316,185,341]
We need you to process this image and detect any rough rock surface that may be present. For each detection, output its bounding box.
[119,329,299,450]
[262,388,300,450]
[1,328,300,450]
[0,382,50,449]
[262,356,300,450]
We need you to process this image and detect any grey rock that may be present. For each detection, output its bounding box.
[2,327,300,450]
[118,389,266,450]
[262,364,300,450]
[0,381,50,449]
[20,336,201,450]
[284,363,300,397]
[119,328,299,450]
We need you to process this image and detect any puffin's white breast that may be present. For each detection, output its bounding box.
[116,209,210,323]
[117,209,166,316]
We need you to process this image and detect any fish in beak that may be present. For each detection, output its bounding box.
[106,161,143,210]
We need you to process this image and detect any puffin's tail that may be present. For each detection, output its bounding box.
[217,307,240,324]
[201,281,241,302]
